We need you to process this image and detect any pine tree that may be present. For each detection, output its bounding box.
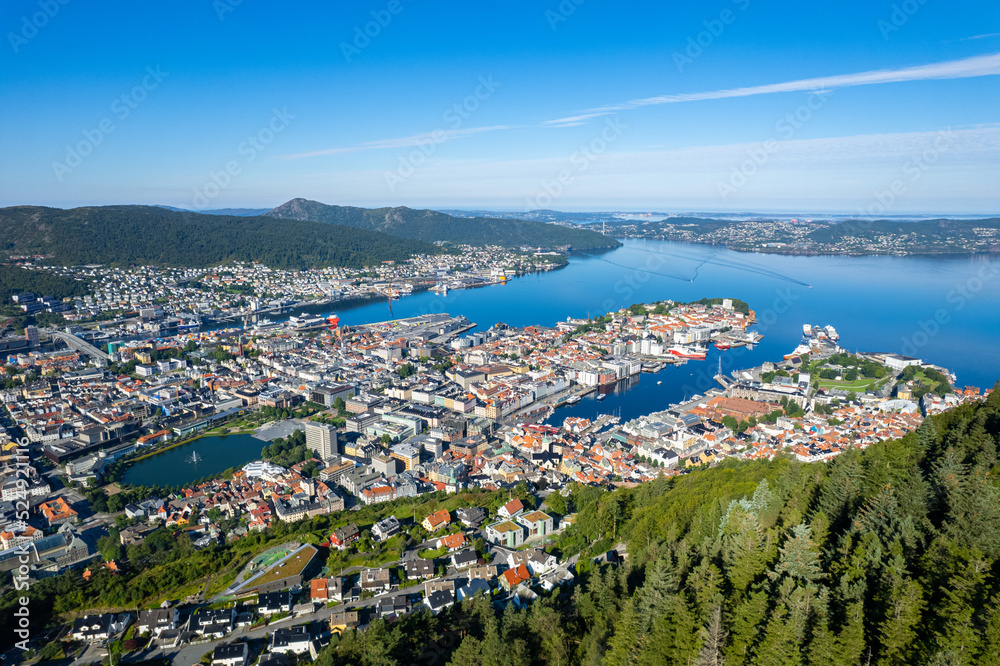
[875,575,925,666]
[833,601,867,666]
[752,602,802,666]
[606,597,643,666]
[770,523,823,584]
[694,605,728,666]
[725,588,769,666]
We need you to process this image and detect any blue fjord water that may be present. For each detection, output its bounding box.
[127,239,1000,486]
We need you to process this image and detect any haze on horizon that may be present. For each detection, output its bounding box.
[2,1,998,215]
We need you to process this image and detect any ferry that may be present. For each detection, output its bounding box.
[326,314,340,328]
[783,343,813,360]
[669,345,707,360]
[825,325,839,341]
[803,324,813,336]
[565,395,582,405]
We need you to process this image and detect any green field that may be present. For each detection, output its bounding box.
[254,548,291,568]
[816,377,881,392]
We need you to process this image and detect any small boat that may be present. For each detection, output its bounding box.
[566,396,581,405]
[596,394,606,401]
[715,341,732,350]
[657,381,662,385]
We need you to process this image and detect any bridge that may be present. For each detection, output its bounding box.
[45,329,109,365]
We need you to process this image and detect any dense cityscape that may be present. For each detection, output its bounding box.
[0,268,991,663]
[4,2,999,664]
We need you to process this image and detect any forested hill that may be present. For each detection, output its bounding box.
[315,388,1000,665]
[267,198,622,251]
[0,205,438,269]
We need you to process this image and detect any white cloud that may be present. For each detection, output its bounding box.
[545,53,1000,126]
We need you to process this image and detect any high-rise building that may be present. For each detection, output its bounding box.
[24,326,40,348]
[305,422,339,461]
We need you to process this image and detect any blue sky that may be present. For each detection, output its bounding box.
[1,0,998,213]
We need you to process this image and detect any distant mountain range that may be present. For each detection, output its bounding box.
[156,205,272,217]
[264,199,619,250]
[0,200,618,269]
[0,205,436,269]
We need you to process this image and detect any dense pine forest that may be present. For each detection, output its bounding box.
[315,387,1000,665]
[266,198,622,251]
[0,205,440,269]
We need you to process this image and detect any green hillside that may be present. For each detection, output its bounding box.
[311,389,1000,665]
[267,198,621,251]
[0,205,439,269]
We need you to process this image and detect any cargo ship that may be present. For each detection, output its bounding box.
[669,345,707,360]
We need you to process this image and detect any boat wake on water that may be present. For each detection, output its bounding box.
[617,245,814,288]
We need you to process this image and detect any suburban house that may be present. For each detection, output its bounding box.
[421,509,451,532]
[404,558,435,580]
[540,566,576,591]
[456,506,486,528]
[270,625,312,655]
[457,577,491,601]
[375,595,411,619]
[71,613,129,642]
[310,576,356,603]
[500,564,532,592]
[485,519,526,548]
[136,608,180,636]
[438,532,467,551]
[330,524,360,550]
[194,608,235,638]
[330,611,360,634]
[451,548,478,570]
[258,590,293,615]
[498,498,525,519]
[507,548,559,576]
[359,567,391,592]
[517,510,554,539]
[372,516,401,541]
[468,564,498,582]
[212,643,250,666]
[425,589,454,614]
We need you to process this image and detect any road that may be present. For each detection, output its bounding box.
[134,565,478,666]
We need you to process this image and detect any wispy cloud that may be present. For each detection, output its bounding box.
[545,53,1000,126]
[280,125,510,160]
[962,33,1000,40]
